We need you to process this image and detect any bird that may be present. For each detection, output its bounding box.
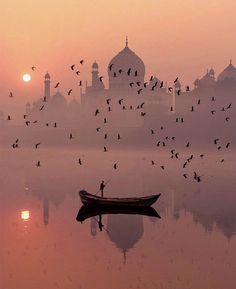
[80,60,84,65]
[99,76,104,82]
[54,82,60,88]
[54,122,57,128]
[217,146,221,150]
[106,98,111,105]
[23,114,27,119]
[181,118,184,123]
[174,77,179,83]
[136,81,141,86]
[137,89,142,94]
[70,133,73,139]
[25,121,30,126]
[141,112,146,117]
[151,129,154,135]
[15,139,19,143]
[171,136,175,140]
[33,120,38,123]
[78,158,82,165]
[104,146,107,152]
[113,163,117,169]
[226,142,230,148]
[176,118,179,123]
[160,126,164,130]
[95,109,99,116]
[157,141,160,147]
[68,89,73,95]
[220,159,225,163]
[76,70,80,75]
[186,86,190,92]
[211,96,215,101]
[150,76,154,81]
[96,127,100,132]
[175,153,179,159]
[70,64,75,70]
[79,81,82,86]
[168,87,173,92]
[7,115,11,120]
[171,149,175,154]
[35,143,41,149]
[160,165,165,170]
[113,72,117,77]
[151,160,155,165]
[144,82,148,88]
[140,102,145,108]
[122,105,126,110]
[31,66,36,71]
[186,142,190,147]
[177,89,181,95]
[183,162,187,168]
[118,99,123,105]
[162,142,166,147]
[226,103,232,109]
[183,174,187,179]
[130,105,133,110]
[9,92,13,98]
[118,69,123,74]
[197,99,201,105]
[129,82,134,87]
[117,134,121,140]
[39,105,44,111]
[160,81,164,88]
[109,64,114,71]
[36,161,41,167]
[225,117,230,122]
[221,107,225,111]
[200,154,204,158]
[210,110,215,115]
[104,133,107,139]
[214,138,219,144]
[134,70,138,76]
[43,96,47,102]
[108,106,112,111]
[170,106,174,112]
[104,118,107,123]
[191,106,194,112]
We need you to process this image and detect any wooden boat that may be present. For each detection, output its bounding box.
[79,190,161,207]
[76,204,161,222]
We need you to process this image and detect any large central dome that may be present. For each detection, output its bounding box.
[108,39,145,94]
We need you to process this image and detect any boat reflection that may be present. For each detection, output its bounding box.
[76,204,161,222]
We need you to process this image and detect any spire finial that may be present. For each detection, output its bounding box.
[230,59,232,65]
[125,36,128,47]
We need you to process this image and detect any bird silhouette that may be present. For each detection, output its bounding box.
[226,142,230,148]
[151,129,154,135]
[140,102,145,108]
[225,117,230,122]
[70,133,73,139]
[9,92,13,98]
[151,160,155,165]
[214,138,219,144]
[70,64,75,70]
[211,110,215,115]
[96,127,100,132]
[31,66,36,71]
[211,97,215,101]
[170,106,174,111]
[160,165,165,170]
[25,121,30,126]
[76,70,80,75]
[113,72,117,77]
[7,115,11,120]
[177,89,181,95]
[78,158,82,165]
[109,64,114,71]
[160,81,164,88]
[200,154,204,158]
[118,99,123,105]
[23,114,27,119]
[104,133,107,139]
[183,174,187,179]
[80,60,84,65]
[220,159,225,163]
[35,143,41,149]
[117,134,121,140]
[137,89,142,94]
[226,103,232,109]
[183,162,187,168]
[181,118,184,123]
[136,81,141,86]
[106,98,111,105]
[68,89,73,95]
[79,81,82,86]
[129,82,134,87]
[168,87,173,92]
[40,105,44,111]
[36,161,41,167]
[141,112,146,117]
[104,146,107,152]
[197,99,201,105]
[54,82,60,88]
[104,118,107,123]
[186,142,190,147]
[186,86,190,92]
[174,77,179,83]
[99,76,104,82]
[95,109,99,116]
[43,96,47,102]
[118,69,123,74]
[54,122,57,128]
[134,70,138,76]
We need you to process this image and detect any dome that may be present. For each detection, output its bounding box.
[108,40,145,92]
[45,72,50,79]
[92,61,98,69]
[209,67,215,76]
[218,61,236,82]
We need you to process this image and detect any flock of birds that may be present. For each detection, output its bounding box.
[6,60,233,184]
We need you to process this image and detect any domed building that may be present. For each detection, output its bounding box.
[217,60,236,82]
[108,38,145,96]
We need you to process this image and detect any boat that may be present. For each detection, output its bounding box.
[76,204,161,222]
[78,190,161,207]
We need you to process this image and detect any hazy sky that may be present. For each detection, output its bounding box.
[0,0,236,113]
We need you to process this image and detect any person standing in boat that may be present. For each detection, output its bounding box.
[100,180,105,197]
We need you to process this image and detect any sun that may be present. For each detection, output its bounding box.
[23,73,31,82]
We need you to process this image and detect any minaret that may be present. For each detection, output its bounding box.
[44,72,51,99]
[92,61,99,87]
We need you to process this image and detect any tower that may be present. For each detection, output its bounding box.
[44,72,51,99]
[92,61,99,87]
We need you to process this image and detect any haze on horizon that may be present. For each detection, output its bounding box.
[0,0,236,115]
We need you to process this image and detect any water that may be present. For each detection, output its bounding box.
[1,148,236,289]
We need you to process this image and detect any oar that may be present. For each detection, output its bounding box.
[94,178,111,196]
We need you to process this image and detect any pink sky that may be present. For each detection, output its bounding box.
[0,0,236,114]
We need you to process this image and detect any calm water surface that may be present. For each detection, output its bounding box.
[0,148,236,289]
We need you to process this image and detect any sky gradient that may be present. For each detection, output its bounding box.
[0,0,236,114]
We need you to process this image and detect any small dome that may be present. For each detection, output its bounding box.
[92,61,98,69]
[218,60,236,82]
[209,68,215,76]
[45,72,50,79]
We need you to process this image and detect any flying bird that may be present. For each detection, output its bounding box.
[54,82,60,88]
[113,163,117,169]
[36,161,41,167]
[68,89,72,95]
[70,64,75,70]
[35,143,41,149]
[174,77,179,83]
[78,158,82,165]
[9,92,13,98]
[31,66,36,71]
[80,60,84,65]
[95,109,99,116]
[39,105,44,111]
[109,64,114,71]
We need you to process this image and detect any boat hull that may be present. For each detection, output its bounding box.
[76,204,161,222]
[79,190,161,207]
